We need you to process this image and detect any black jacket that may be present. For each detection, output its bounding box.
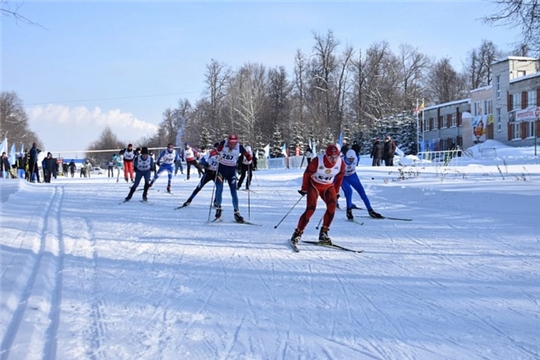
[371,141,383,159]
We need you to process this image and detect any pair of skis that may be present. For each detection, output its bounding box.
[289,239,363,253]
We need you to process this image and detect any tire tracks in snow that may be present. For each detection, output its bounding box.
[1,186,65,360]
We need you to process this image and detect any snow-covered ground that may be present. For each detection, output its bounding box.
[1,142,539,360]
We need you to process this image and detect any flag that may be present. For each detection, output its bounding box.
[414,99,425,115]
[281,143,288,157]
[263,144,270,158]
[337,132,343,148]
[20,143,25,156]
[0,138,6,155]
[9,144,16,164]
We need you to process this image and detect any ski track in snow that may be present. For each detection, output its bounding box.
[1,162,540,359]
[1,186,65,360]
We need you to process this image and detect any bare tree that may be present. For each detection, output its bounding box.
[227,63,268,145]
[1,1,44,27]
[463,40,503,88]
[0,91,41,147]
[426,58,469,104]
[483,0,540,56]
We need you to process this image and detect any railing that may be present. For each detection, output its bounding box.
[414,150,466,167]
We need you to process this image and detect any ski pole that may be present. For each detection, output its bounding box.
[208,162,220,222]
[315,214,323,230]
[274,195,303,229]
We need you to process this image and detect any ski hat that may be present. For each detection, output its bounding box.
[213,142,219,148]
[185,142,190,147]
[128,143,133,147]
[141,147,149,155]
[325,144,339,157]
[346,149,356,160]
[47,152,52,157]
[228,134,238,144]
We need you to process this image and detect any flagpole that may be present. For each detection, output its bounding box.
[415,99,419,154]
[421,98,425,152]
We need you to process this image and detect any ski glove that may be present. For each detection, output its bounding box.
[298,190,307,196]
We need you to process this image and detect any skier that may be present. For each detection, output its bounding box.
[237,145,253,190]
[210,134,252,222]
[291,144,345,246]
[119,143,135,182]
[180,143,220,208]
[342,149,383,220]
[124,147,154,202]
[184,143,203,180]
[149,143,180,193]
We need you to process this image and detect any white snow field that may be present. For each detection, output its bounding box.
[1,142,539,360]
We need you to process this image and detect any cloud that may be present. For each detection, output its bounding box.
[27,104,158,153]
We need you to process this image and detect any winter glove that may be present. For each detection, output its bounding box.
[298,189,307,196]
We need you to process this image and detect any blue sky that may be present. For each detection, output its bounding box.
[2,1,521,154]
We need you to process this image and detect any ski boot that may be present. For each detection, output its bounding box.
[167,185,171,193]
[182,199,191,207]
[214,206,222,220]
[318,226,332,245]
[290,229,303,245]
[234,210,244,223]
[368,209,383,219]
[346,209,354,220]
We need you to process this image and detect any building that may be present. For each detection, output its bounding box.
[420,56,540,151]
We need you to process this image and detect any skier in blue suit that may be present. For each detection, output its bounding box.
[150,143,180,193]
[341,149,382,220]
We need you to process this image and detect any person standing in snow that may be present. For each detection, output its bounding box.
[180,143,220,208]
[0,152,11,179]
[149,143,180,194]
[291,144,345,246]
[119,143,135,182]
[210,134,252,222]
[370,138,384,166]
[341,149,383,221]
[68,160,76,178]
[124,147,154,202]
[383,135,396,166]
[237,145,253,191]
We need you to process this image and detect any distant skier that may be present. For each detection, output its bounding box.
[184,143,203,180]
[237,145,253,190]
[180,143,220,208]
[124,147,154,202]
[341,149,382,221]
[120,143,136,182]
[149,143,180,193]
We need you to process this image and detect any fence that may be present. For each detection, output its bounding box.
[414,150,466,167]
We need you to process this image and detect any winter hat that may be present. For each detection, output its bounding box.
[141,147,149,155]
[228,134,238,143]
[346,149,356,159]
[325,144,339,157]
[128,143,133,147]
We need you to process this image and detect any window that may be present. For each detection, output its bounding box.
[528,90,536,107]
[512,123,521,139]
[496,108,502,132]
[451,113,457,127]
[527,121,535,138]
[496,75,501,98]
[517,70,526,77]
[485,99,492,115]
[512,93,520,110]
[474,101,481,116]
